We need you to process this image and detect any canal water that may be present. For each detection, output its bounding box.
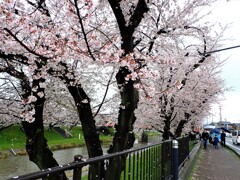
[0,136,161,179]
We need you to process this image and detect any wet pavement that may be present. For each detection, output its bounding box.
[191,143,240,180]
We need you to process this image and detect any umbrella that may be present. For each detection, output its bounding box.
[210,128,220,134]
[220,127,231,133]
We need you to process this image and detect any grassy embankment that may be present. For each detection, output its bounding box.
[0,125,112,152]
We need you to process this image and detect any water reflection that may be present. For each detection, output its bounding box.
[0,136,161,179]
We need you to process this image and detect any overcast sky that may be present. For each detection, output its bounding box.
[206,0,240,123]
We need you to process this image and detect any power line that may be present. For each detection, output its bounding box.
[204,45,240,55]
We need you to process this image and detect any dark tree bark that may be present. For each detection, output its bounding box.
[162,116,173,140]
[21,64,67,180]
[51,62,104,158]
[68,85,103,158]
[175,113,191,138]
[0,56,65,179]
[175,120,187,138]
[104,1,148,179]
[160,95,175,140]
[12,61,66,180]
[104,66,140,179]
[48,59,104,178]
[68,85,104,179]
[107,0,148,153]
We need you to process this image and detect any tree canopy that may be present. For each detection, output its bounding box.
[0,0,227,179]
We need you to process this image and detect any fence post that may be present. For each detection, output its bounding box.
[73,155,83,180]
[172,139,179,180]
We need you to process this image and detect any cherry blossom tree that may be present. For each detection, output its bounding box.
[0,73,22,129]
[0,58,68,180]
[135,59,225,139]
[135,32,226,139]
[0,0,224,179]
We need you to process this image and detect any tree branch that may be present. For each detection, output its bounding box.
[93,69,115,118]
[3,28,50,60]
[73,0,96,61]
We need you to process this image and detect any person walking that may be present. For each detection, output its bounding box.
[202,130,209,149]
[221,131,226,147]
[214,134,219,149]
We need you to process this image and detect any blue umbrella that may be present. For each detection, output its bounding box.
[210,128,220,134]
[220,127,231,133]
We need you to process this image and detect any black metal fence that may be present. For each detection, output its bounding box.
[9,136,190,180]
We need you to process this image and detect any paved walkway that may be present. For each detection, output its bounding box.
[192,143,240,180]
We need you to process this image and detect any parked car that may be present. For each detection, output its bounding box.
[232,130,240,145]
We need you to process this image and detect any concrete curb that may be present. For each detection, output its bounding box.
[225,144,240,158]
[179,141,201,180]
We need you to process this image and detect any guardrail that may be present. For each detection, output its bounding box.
[10,136,190,180]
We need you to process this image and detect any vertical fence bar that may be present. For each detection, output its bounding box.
[113,157,116,180]
[146,148,148,179]
[97,161,101,179]
[149,148,151,180]
[161,142,165,180]
[155,145,157,179]
[172,139,179,180]
[123,155,127,180]
[58,172,66,180]
[143,149,146,179]
[132,152,135,180]
[128,154,131,180]
[148,148,150,179]
[150,148,153,180]
[155,146,157,179]
[157,145,160,180]
[140,150,143,180]
[136,151,139,180]
[156,145,158,179]
[73,155,83,180]
[158,145,160,179]
[152,147,155,180]
[151,148,153,180]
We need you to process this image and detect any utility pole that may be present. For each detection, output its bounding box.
[219,105,222,122]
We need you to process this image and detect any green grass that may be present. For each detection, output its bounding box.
[0,125,112,151]
[187,147,201,180]
[44,126,86,148]
[146,131,161,136]
[189,140,198,152]
[0,125,26,150]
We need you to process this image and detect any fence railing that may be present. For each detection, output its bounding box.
[10,136,190,180]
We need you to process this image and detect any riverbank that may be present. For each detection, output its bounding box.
[0,125,161,159]
[0,141,112,159]
[0,125,113,159]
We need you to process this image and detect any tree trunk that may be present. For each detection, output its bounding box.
[22,122,65,180]
[1,59,64,179]
[162,117,172,140]
[104,1,147,179]
[109,68,139,153]
[22,76,66,180]
[174,120,187,138]
[105,67,139,179]
[68,85,104,179]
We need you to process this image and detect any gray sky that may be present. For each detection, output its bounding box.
[208,0,240,123]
